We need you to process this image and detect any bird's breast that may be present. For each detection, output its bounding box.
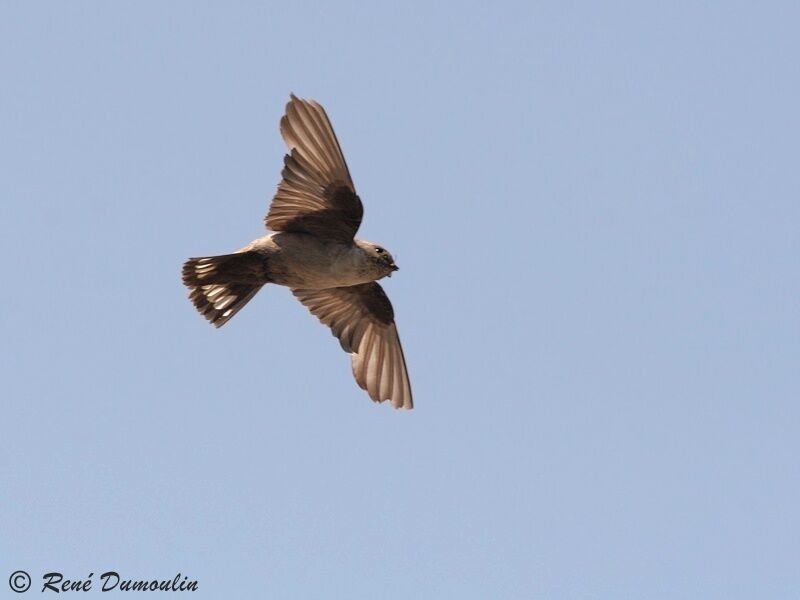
[252,233,377,289]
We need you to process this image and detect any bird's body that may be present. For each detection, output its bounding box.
[237,233,392,289]
[182,95,413,409]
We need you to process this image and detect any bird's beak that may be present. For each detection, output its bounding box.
[388,264,398,277]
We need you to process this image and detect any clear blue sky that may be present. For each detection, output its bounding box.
[1,2,798,598]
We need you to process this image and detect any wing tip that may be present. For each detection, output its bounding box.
[395,398,414,410]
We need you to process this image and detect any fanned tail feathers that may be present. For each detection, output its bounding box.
[182,253,267,328]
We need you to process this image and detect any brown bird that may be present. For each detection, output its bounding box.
[182,95,412,409]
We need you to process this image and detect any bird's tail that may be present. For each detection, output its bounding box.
[181,252,268,328]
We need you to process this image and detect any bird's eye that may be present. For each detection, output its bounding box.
[375,247,384,254]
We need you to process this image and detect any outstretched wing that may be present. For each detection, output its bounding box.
[292,283,413,409]
[265,94,363,242]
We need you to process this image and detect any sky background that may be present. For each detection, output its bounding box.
[1,2,798,598]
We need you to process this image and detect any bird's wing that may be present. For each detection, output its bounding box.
[265,94,363,243]
[292,283,413,409]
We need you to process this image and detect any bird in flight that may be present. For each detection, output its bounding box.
[182,94,412,409]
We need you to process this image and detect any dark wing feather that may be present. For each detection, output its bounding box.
[292,283,413,409]
[265,95,363,242]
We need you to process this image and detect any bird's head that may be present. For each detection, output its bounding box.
[357,240,399,278]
